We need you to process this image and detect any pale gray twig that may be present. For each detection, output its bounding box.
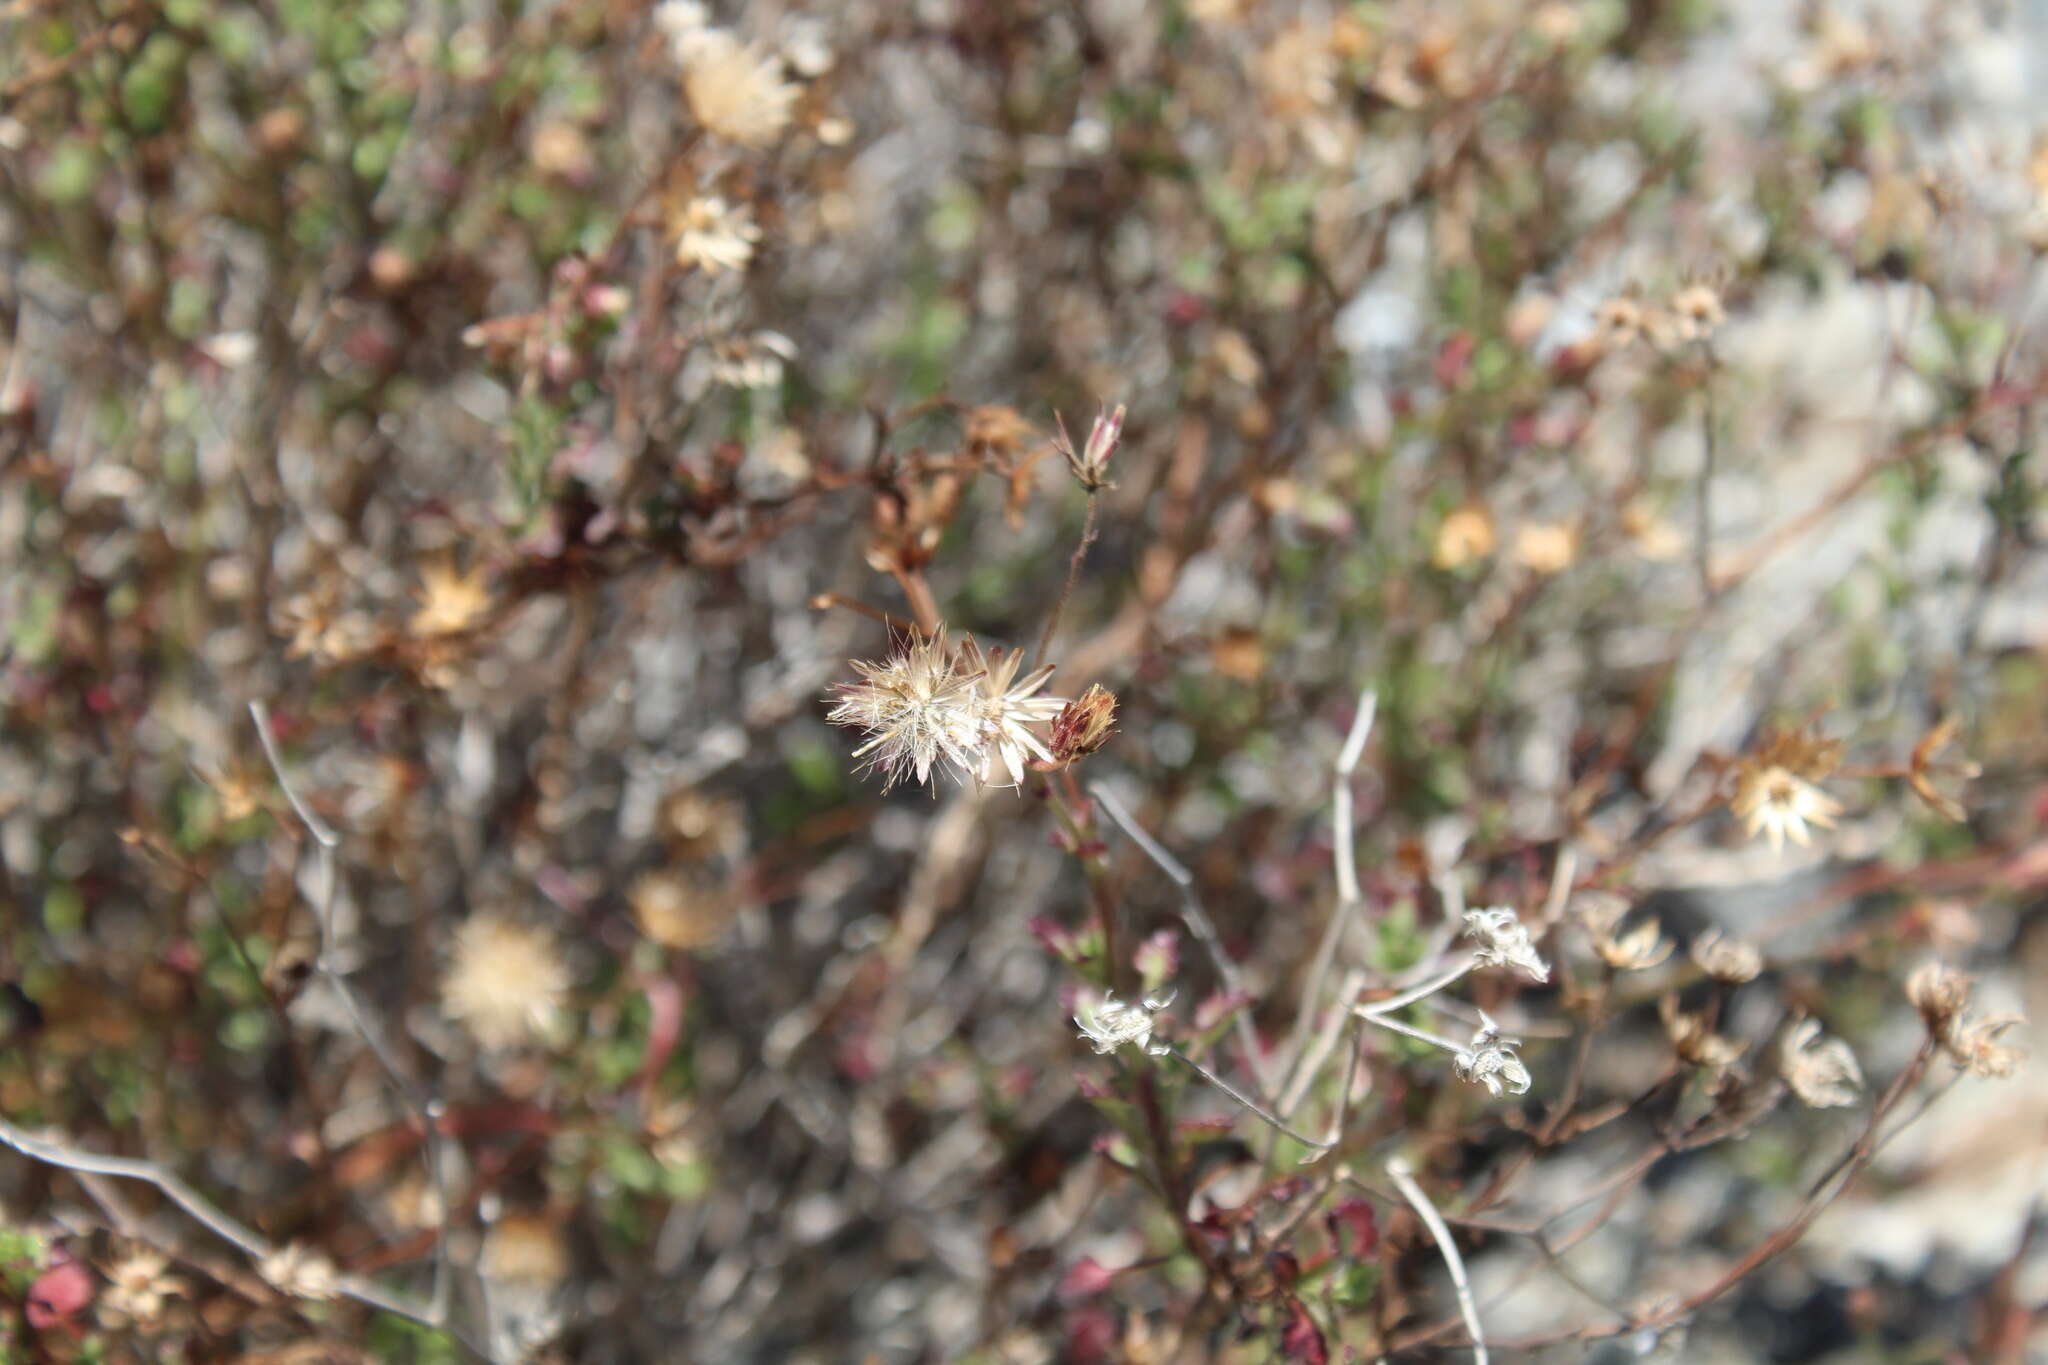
[250,701,454,1327]
[1091,783,1271,1100]
[1389,1154,1489,1365]
[1283,688,1378,1090]
[0,1117,470,1345]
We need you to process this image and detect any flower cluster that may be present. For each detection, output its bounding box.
[1778,1018,1864,1108]
[1451,1013,1531,1098]
[1461,906,1549,982]
[1905,962,2026,1079]
[1074,993,1171,1057]
[1730,725,1846,853]
[828,631,1073,789]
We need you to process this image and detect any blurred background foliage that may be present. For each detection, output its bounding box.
[0,0,2044,1360]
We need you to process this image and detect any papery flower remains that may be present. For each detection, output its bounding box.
[828,630,1068,790]
[1452,1012,1531,1098]
[1074,992,1170,1057]
[1462,906,1549,982]
[1779,1018,1863,1108]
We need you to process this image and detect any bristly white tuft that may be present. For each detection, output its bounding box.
[827,630,987,790]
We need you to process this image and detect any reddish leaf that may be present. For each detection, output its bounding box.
[25,1260,93,1330]
[1058,1255,1119,1301]
[1065,1307,1119,1363]
[1029,916,1078,962]
[632,975,686,1101]
[1279,1296,1329,1364]
[1133,928,1179,995]
[1326,1198,1379,1258]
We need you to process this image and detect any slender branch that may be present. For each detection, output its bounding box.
[1357,958,1477,1019]
[1695,342,1720,601]
[1092,782,1270,1099]
[0,1117,472,1346]
[1360,1012,1469,1056]
[1285,689,1378,1078]
[1035,492,1101,662]
[1163,1047,1340,1160]
[250,701,454,1325]
[1389,1155,1489,1365]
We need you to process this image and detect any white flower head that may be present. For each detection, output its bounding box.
[258,1243,340,1301]
[441,914,569,1049]
[1452,1011,1531,1097]
[1780,1018,1863,1108]
[1462,906,1549,982]
[1074,991,1171,1057]
[1690,929,1763,984]
[828,630,986,790]
[673,196,761,274]
[707,329,795,390]
[957,637,1065,786]
[1732,765,1842,853]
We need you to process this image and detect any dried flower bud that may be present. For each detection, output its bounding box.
[1906,716,1977,822]
[1586,908,1673,972]
[1461,906,1549,982]
[1451,1012,1530,1098]
[1950,1016,2024,1079]
[1050,684,1118,762]
[1904,960,1973,1037]
[258,1244,340,1301]
[1779,1019,1863,1108]
[1668,284,1726,341]
[1074,991,1170,1056]
[1054,403,1125,492]
[1689,929,1763,984]
[1660,995,1746,1073]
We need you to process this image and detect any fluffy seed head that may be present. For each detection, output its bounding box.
[442,914,569,1049]
[1780,1018,1863,1108]
[675,29,799,148]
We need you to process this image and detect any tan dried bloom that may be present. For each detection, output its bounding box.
[707,330,795,389]
[1668,284,1726,341]
[1950,1016,2024,1079]
[528,120,594,181]
[658,787,744,860]
[1904,960,1973,1036]
[258,1243,340,1301]
[1660,996,1746,1073]
[410,561,493,638]
[1581,898,1672,971]
[442,914,569,1049]
[483,1214,571,1288]
[1050,684,1118,763]
[1779,1018,1863,1108]
[1433,503,1496,569]
[1595,296,1645,349]
[1690,929,1763,984]
[964,404,1035,460]
[629,869,734,951]
[1620,498,1686,561]
[673,196,761,274]
[677,29,799,149]
[1257,24,1338,117]
[1514,522,1578,575]
[99,1249,185,1328]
